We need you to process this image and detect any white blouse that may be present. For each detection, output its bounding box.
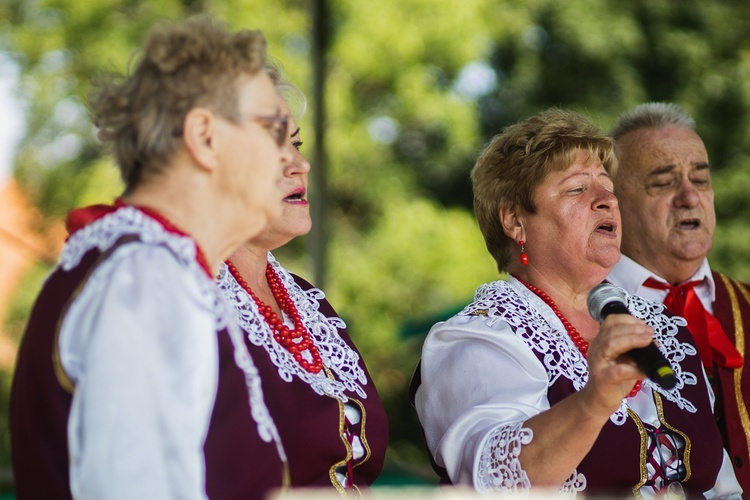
[56,206,281,499]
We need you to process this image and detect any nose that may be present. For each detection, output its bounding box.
[279,143,294,167]
[285,146,311,177]
[673,177,701,208]
[593,182,617,210]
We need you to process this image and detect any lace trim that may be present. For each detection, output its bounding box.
[223,306,287,461]
[59,206,283,450]
[60,206,197,272]
[560,470,587,493]
[217,253,369,401]
[474,424,585,494]
[475,422,532,492]
[462,278,698,426]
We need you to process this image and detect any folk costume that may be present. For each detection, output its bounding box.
[217,254,388,496]
[609,255,750,493]
[414,276,742,497]
[10,204,286,499]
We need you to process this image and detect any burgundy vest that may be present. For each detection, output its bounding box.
[711,271,750,493]
[10,240,285,499]
[542,319,724,495]
[241,274,389,491]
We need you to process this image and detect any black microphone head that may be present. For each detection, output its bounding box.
[587,283,628,322]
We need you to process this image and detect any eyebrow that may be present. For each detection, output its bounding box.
[647,164,676,177]
[291,127,301,138]
[647,161,710,176]
[694,161,710,171]
[559,170,611,184]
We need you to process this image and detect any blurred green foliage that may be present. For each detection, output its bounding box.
[3,0,750,487]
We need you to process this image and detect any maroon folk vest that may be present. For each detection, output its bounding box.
[10,239,285,499]
[241,273,389,491]
[711,271,750,494]
[543,319,724,496]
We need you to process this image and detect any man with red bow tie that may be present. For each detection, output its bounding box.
[607,102,749,492]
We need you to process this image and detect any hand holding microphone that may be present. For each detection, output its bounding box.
[587,284,677,390]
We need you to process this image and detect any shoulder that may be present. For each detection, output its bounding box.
[290,272,315,292]
[68,242,215,332]
[712,270,750,293]
[286,270,342,319]
[424,280,529,351]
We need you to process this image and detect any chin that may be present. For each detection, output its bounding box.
[589,257,620,278]
[670,239,712,262]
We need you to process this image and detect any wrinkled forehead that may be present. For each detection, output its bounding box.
[618,125,708,176]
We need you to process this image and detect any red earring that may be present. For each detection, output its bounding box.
[519,240,529,266]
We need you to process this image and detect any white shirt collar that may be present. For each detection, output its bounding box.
[607,255,716,308]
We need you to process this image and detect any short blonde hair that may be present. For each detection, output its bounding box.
[90,15,267,191]
[472,108,617,272]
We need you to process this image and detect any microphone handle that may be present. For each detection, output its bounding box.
[599,302,678,390]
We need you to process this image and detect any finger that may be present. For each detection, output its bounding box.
[591,329,652,359]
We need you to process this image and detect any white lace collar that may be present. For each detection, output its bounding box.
[61,205,203,274]
[217,253,369,402]
[58,206,285,455]
[463,277,699,425]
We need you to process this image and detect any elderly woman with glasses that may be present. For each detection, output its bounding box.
[412,109,742,498]
[10,16,293,499]
[215,60,388,497]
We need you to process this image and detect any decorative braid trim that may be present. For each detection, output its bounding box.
[720,275,750,462]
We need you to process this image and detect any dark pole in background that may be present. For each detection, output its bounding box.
[309,0,329,289]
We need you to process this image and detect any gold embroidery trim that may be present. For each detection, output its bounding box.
[328,394,351,496]
[627,407,649,498]
[653,392,691,482]
[324,366,368,498]
[52,327,75,394]
[351,398,372,467]
[721,274,750,462]
[51,235,142,394]
[281,460,291,491]
[52,279,88,394]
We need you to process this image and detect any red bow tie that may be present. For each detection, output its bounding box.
[643,277,743,369]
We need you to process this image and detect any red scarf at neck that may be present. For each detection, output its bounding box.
[643,277,742,370]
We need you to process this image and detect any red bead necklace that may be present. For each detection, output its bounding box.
[514,276,642,398]
[227,260,324,374]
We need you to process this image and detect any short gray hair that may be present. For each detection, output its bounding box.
[610,102,696,140]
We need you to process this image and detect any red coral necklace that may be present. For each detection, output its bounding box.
[514,275,642,398]
[227,260,324,374]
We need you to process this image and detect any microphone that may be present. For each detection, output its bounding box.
[587,283,677,390]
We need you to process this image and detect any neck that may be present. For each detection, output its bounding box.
[123,166,264,276]
[227,244,270,292]
[512,266,603,339]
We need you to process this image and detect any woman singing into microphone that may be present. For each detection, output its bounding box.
[412,109,741,497]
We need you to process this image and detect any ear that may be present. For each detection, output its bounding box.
[181,108,220,172]
[498,204,525,243]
